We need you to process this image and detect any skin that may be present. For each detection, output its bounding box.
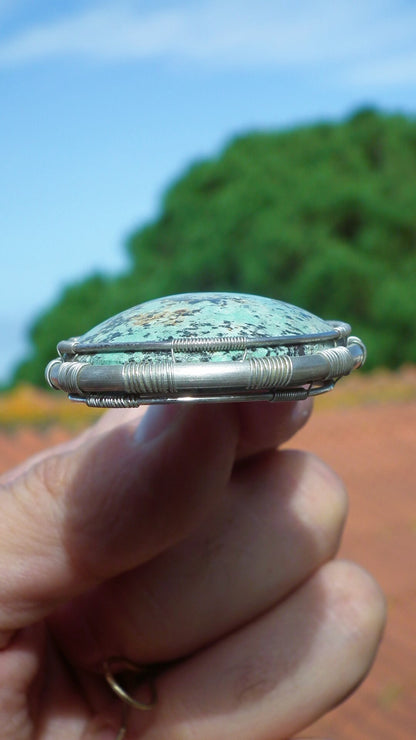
[0,400,386,739]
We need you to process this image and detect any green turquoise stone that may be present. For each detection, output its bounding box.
[75,292,334,365]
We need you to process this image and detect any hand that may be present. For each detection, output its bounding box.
[0,401,385,739]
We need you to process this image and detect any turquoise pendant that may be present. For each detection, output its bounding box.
[46,292,366,406]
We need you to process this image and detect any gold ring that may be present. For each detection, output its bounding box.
[103,656,157,711]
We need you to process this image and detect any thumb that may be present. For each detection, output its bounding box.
[0,404,238,639]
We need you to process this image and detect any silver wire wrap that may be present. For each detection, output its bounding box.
[46,360,89,395]
[317,346,354,378]
[85,395,143,408]
[58,328,345,357]
[247,355,293,389]
[171,336,248,353]
[123,361,176,395]
[348,336,368,366]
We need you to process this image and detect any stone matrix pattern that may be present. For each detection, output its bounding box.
[71,292,334,366]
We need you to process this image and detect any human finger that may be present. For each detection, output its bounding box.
[2,396,311,490]
[0,407,147,487]
[135,561,386,740]
[84,397,313,460]
[51,449,347,667]
[82,406,146,436]
[234,398,313,459]
[0,404,238,638]
[0,397,314,642]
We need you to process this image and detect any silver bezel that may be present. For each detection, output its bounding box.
[46,323,366,407]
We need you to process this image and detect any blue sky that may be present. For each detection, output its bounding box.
[1,0,415,383]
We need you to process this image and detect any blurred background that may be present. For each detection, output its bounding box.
[0,1,415,738]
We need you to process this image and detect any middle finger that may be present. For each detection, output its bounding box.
[53,449,347,667]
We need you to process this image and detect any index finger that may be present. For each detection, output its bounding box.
[37,397,312,472]
[234,398,313,460]
[83,398,313,462]
[0,399,312,642]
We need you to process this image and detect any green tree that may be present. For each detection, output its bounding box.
[14,108,416,384]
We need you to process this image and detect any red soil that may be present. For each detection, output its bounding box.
[293,400,416,740]
[0,399,415,739]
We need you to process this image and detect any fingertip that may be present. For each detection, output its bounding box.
[235,397,313,459]
[133,404,188,445]
[290,396,314,428]
[313,560,387,682]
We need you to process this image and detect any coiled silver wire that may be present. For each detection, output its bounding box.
[171,336,247,353]
[247,355,293,389]
[123,361,176,395]
[318,346,353,378]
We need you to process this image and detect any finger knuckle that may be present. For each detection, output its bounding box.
[321,560,387,651]
[301,452,348,559]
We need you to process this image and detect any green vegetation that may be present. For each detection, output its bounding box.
[14,109,416,385]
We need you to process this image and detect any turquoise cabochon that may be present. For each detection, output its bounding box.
[73,292,337,366]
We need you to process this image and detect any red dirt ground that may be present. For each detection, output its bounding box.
[293,400,416,740]
[0,399,415,739]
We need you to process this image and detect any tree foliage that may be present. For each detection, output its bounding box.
[14,109,416,385]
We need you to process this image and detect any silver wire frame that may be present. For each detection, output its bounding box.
[46,326,366,407]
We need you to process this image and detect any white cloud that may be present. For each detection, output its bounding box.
[0,0,415,86]
[349,50,416,87]
[0,4,184,64]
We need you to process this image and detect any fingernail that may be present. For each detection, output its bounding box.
[134,403,183,445]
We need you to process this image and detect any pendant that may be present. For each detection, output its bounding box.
[46,292,366,407]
